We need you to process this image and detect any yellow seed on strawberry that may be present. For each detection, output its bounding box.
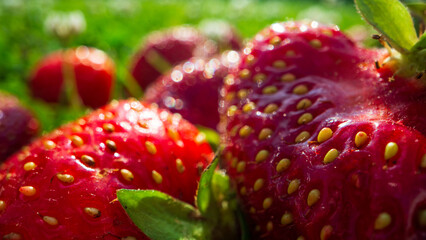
[318,128,333,143]
[295,131,310,143]
[307,189,321,206]
[253,73,267,83]
[43,140,56,150]
[263,86,278,94]
[254,178,264,191]
[297,98,312,110]
[273,60,286,69]
[238,89,249,99]
[324,149,339,164]
[71,135,84,147]
[106,140,117,152]
[176,159,185,173]
[120,169,134,182]
[236,161,246,173]
[374,212,391,230]
[293,85,309,95]
[145,141,157,155]
[384,142,398,160]
[266,221,273,232]
[243,102,256,113]
[354,131,368,148]
[288,179,300,195]
[421,154,426,169]
[227,105,238,116]
[152,170,163,184]
[57,173,74,183]
[167,128,179,141]
[264,104,278,114]
[240,187,247,195]
[418,209,426,227]
[259,128,273,140]
[269,36,281,45]
[310,39,322,48]
[23,162,36,171]
[281,212,293,226]
[281,73,296,82]
[276,158,291,172]
[81,155,95,166]
[239,69,251,79]
[298,113,313,125]
[263,198,273,209]
[255,150,269,163]
[84,207,101,218]
[239,125,253,138]
[43,216,58,226]
[320,225,333,240]
[0,200,5,212]
[102,123,115,133]
[19,186,36,197]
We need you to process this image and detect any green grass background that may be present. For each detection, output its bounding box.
[0,0,369,133]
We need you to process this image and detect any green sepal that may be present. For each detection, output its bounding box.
[197,125,220,151]
[355,0,418,53]
[117,155,248,240]
[117,189,208,240]
[196,156,219,215]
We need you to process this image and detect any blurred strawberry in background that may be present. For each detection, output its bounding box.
[0,92,39,161]
[29,46,115,109]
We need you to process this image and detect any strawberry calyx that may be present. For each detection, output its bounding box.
[355,0,426,80]
[117,156,247,240]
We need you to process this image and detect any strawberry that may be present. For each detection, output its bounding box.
[0,93,39,161]
[0,99,213,239]
[219,17,426,240]
[29,46,115,109]
[129,26,217,90]
[144,51,240,130]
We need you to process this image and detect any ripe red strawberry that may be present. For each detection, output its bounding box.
[144,51,240,130]
[0,99,213,239]
[0,93,39,161]
[220,20,426,240]
[29,46,115,109]
[129,26,217,90]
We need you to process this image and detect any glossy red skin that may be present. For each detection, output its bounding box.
[29,47,115,109]
[220,22,426,239]
[0,100,213,239]
[29,52,64,103]
[130,26,216,90]
[144,51,240,130]
[0,93,39,161]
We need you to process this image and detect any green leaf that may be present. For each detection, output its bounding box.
[117,189,208,240]
[196,125,220,151]
[406,2,426,20]
[355,0,418,53]
[196,156,219,215]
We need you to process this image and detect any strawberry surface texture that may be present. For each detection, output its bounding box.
[130,26,216,90]
[219,21,426,240]
[0,99,213,239]
[144,51,240,130]
[0,93,39,162]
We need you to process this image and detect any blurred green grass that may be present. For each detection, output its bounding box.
[0,0,367,133]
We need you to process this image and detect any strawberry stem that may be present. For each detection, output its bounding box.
[355,0,426,78]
